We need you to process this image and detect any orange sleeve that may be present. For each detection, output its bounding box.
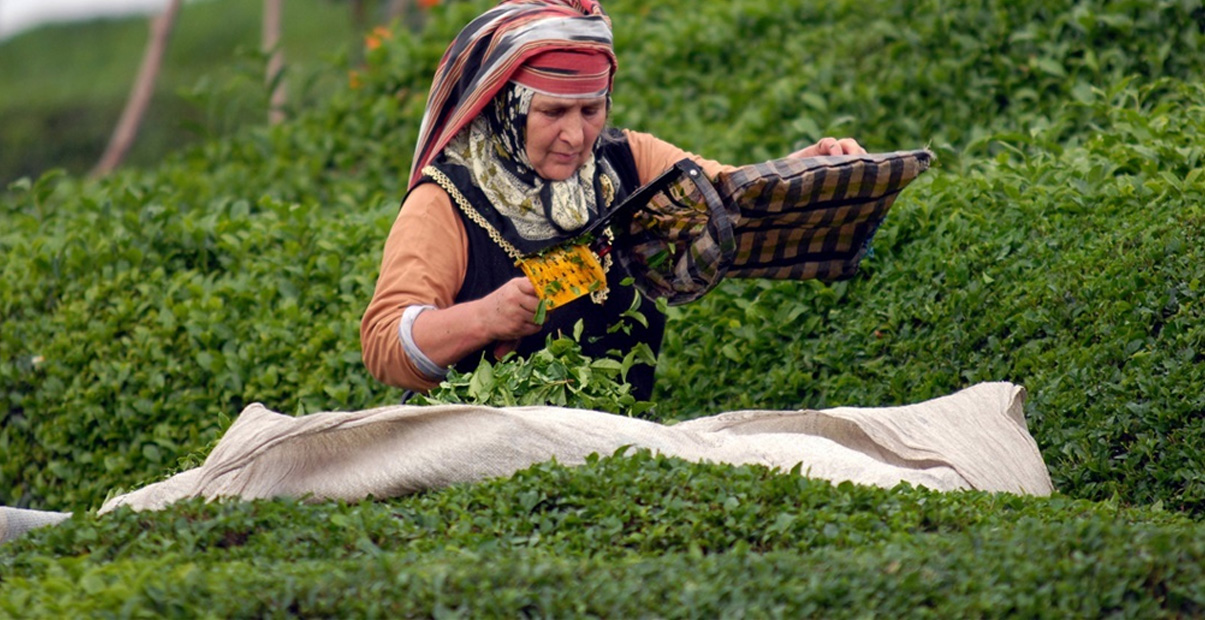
[622,128,738,185]
[360,183,468,392]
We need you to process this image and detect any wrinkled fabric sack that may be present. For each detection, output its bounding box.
[98,382,1051,515]
[614,150,933,304]
[0,507,73,544]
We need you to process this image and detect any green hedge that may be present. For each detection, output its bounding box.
[3,0,1205,614]
[4,0,1203,511]
[2,452,1202,616]
[612,0,1205,164]
[659,79,1205,511]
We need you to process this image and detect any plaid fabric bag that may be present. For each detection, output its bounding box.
[612,149,933,304]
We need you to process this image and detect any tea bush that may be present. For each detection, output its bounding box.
[2,452,1203,616]
[660,78,1205,511]
[2,0,1205,614]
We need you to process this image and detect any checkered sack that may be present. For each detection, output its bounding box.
[609,160,738,305]
[613,150,933,304]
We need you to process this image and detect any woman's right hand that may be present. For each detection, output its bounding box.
[481,276,544,341]
[482,277,543,359]
[410,276,545,368]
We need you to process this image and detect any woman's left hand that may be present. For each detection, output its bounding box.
[789,137,867,158]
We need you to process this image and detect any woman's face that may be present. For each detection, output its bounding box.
[525,93,607,181]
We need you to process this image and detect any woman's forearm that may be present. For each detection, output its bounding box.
[410,301,495,369]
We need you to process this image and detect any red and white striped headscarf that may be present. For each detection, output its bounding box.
[408,0,617,189]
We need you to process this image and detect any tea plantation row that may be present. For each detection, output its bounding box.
[2,0,1204,615]
[4,452,1204,617]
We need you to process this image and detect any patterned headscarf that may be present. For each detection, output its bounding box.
[408,0,617,190]
[441,82,610,245]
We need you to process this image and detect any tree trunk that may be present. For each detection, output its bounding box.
[388,0,425,31]
[263,0,286,125]
[91,0,183,178]
[387,0,409,21]
[347,0,368,64]
[350,0,367,32]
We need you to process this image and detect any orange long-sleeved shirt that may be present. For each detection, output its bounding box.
[360,129,735,391]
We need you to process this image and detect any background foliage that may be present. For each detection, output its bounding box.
[2,0,1204,615]
[0,0,354,184]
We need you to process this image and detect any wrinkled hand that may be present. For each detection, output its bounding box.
[789,137,868,158]
[482,277,543,358]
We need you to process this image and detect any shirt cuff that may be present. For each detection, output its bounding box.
[398,305,449,381]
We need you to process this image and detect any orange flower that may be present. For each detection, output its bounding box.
[365,26,392,51]
[418,0,440,8]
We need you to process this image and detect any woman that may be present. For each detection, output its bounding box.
[360,0,864,399]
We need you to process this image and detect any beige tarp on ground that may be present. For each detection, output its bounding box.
[0,507,73,544]
[1,381,1052,543]
[99,381,1051,514]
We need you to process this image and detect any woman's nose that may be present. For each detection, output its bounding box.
[559,116,584,147]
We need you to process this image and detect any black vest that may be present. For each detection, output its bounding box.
[417,130,665,400]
